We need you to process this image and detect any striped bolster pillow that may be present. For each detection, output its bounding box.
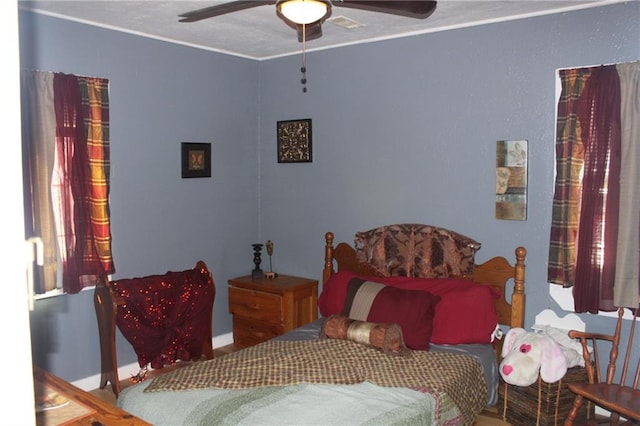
[320,314,410,356]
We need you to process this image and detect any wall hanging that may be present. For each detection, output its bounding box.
[495,140,528,220]
[277,119,312,163]
[181,142,211,178]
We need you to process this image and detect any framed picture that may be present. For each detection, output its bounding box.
[495,140,528,220]
[181,142,211,178]
[277,119,312,163]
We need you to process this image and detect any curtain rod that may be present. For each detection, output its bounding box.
[557,60,639,71]
[20,68,108,80]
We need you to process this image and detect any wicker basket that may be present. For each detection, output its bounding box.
[497,366,595,426]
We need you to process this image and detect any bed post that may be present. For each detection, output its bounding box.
[510,246,527,329]
[323,232,335,285]
[94,275,121,396]
[196,260,215,360]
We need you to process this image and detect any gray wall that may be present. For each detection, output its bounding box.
[258,1,640,323]
[19,2,640,384]
[20,11,261,381]
[258,2,640,384]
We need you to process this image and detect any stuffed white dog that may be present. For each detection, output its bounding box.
[499,328,569,386]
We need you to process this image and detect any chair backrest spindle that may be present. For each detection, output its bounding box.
[591,336,601,383]
[621,308,638,388]
[606,308,623,385]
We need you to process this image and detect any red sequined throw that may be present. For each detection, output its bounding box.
[112,267,214,369]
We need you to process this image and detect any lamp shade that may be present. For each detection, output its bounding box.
[277,0,330,25]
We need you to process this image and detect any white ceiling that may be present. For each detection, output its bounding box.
[19,0,621,60]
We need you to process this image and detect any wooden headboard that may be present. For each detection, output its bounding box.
[322,231,527,358]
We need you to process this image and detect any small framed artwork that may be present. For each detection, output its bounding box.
[495,140,528,220]
[277,119,312,163]
[181,142,211,178]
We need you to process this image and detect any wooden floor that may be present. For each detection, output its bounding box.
[89,344,510,426]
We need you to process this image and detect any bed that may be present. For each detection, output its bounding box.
[117,224,526,426]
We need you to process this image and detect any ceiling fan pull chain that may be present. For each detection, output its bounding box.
[301,23,307,93]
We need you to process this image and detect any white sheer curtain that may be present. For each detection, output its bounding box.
[22,71,58,293]
[614,62,640,307]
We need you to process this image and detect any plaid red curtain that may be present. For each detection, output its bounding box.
[547,68,591,287]
[52,73,114,294]
[79,77,115,278]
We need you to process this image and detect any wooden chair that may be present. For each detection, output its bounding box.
[564,307,640,425]
[94,260,215,396]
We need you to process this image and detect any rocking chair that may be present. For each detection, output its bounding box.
[564,307,640,425]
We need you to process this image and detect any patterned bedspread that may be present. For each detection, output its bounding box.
[121,380,462,425]
[138,339,487,425]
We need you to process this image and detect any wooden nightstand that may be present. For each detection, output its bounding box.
[228,274,318,348]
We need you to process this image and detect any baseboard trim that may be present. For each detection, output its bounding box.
[72,332,234,391]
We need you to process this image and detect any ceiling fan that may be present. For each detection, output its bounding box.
[179,0,438,43]
[179,0,437,92]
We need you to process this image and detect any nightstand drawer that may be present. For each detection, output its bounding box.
[228,286,283,323]
[228,274,318,349]
[232,316,284,348]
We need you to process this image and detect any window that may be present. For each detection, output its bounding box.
[22,71,115,295]
[547,62,639,314]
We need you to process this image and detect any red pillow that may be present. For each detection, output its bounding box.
[319,271,411,316]
[319,272,500,345]
[341,278,440,350]
[319,271,357,316]
[387,277,501,344]
[429,285,500,345]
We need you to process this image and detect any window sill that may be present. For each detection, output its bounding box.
[34,288,64,300]
[34,285,96,300]
[549,284,637,320]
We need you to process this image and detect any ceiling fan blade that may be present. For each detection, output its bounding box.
[296,22,323,42]
[331,0,437,19]
[179,1,276,22]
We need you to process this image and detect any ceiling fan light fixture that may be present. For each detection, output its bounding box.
[277,0,330,25]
